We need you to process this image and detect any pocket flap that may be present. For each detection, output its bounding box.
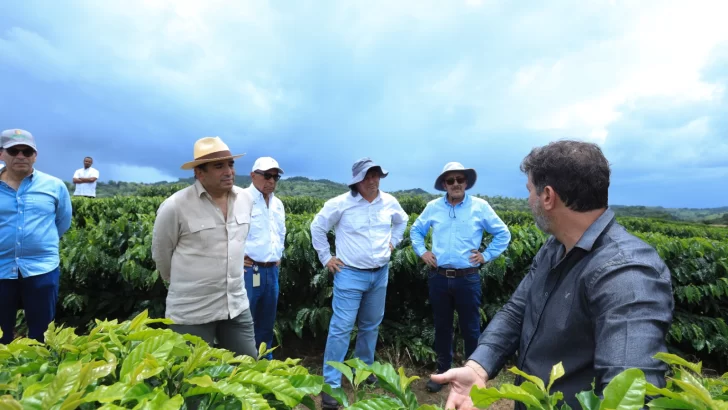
[235,213,251,225]
[188,219,217,233]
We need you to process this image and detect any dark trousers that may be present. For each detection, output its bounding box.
[428,271,483,373]
[244,265,279,360]
[0,267,60,344]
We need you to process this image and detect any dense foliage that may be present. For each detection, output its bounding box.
[52,196,728,376]
[1,313,726,409]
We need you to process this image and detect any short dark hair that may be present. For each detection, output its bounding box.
[84,156,93,160]
[520,140,610,211]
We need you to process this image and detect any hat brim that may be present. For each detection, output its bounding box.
[435,169,477,191]
[3,141,37,152]
[348,165,388,186]
[181,154,244,170]
[256,166,285,174]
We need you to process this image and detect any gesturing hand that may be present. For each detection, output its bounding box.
[430,362,488,410]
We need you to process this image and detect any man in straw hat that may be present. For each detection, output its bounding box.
[152,136,257,358]
[431,141,673,410]
[310,157,408,409]
[410,162,511,393]
[243,157,286,360]
[0,129,72,345]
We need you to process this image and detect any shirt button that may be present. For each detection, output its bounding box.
[544,292,549,297]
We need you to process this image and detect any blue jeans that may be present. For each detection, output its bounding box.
[428,271,483,373]
[0,267,60,345]
[244,265,279,360]
[323,265,388,388]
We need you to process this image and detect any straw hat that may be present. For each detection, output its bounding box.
[180,137,244,170]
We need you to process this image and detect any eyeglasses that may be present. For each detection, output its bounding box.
[445,176,466,185]
[5,147,36,157]
[254,170,281,181]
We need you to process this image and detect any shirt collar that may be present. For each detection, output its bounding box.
[193,179,237,199]
[441,193,470,207]
[573,207,615,252]
[246,184,273,203]
[350,190,381,204]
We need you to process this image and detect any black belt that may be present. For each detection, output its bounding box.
[347,265,383,272]
[249,259,277,268]
[435,267,479,278]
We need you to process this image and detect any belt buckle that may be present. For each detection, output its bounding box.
[445,269,456,278]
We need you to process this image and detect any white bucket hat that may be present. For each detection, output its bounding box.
[434,162,477,191]
[348,157,389,187]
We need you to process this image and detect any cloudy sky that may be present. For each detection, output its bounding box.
[1,0,727,208]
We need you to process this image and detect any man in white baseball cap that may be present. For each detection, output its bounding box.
[410,161,511,393]
[243,157,286,360]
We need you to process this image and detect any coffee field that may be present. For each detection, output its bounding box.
[53,195,728,374]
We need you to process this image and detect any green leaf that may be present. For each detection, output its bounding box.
[470,384,543,409]
[289,374,325,395]
[39,360,83,409]
[347,397,404,410]
[82,383,131,404]
[0,396,22,410]
[653,352,703,375]
[397,367,419,394]
[508,366,546,392]
[599,368,646,410]
[326,361,354,385]
[321,385,349,408]
[119,335,175,382]
[576,389,600,410]
[547,362,565,392]
[232,369,304,408]
[647,397,696,409]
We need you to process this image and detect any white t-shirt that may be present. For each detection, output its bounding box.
[73,167,99,197]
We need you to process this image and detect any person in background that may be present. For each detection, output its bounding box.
[0,128,72,344]
[243,157,286,360]
[432,140,674,410]
[151,136,257,358]
[310,157,408,410]
[410,162,511,393]
[72,156,99,198]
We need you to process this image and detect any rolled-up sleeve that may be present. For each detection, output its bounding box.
[588,263,674,391]
[151,199,179,281]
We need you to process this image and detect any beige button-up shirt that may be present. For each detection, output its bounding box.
[152,180,253,325]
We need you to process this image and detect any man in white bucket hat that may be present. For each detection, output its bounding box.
[410,161,511,393]
[243,157,286,360]
[310,157,409,409]
[152,136,257,358]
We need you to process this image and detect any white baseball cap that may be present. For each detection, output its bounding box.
[251,157,284,174]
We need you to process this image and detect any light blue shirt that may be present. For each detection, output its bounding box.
[410,194,511,269]
[0,169,72,279]
[243,185,286,263]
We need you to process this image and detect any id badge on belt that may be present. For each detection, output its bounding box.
[252,264,260,287]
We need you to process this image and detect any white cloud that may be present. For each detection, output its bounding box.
[105,164,179,184]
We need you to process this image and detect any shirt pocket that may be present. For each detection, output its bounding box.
[459,217,483,243]
[340,213,367,232]
[187,218,217,248]
[24,194,56,216]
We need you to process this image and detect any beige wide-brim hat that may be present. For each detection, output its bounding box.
[434,162,477,191]
[180,136,245,170]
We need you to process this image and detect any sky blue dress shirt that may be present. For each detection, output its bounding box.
[0,169,72,279]
[410,194,511,269]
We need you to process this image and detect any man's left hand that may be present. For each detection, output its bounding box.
[389,242,394,252]
[469,250,485,264]
[244,256,254,268]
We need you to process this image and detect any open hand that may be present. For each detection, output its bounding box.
[431,364,488,410]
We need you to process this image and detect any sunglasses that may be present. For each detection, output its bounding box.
[445,176,467,185]
[5,147,36,157]
[254,170,281,182]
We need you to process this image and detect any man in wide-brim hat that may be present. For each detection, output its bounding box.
[310,157,409,409]
[152,136,258,358]
[410,161,511,393]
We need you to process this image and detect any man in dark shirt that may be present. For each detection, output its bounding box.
[432,140,674,410]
